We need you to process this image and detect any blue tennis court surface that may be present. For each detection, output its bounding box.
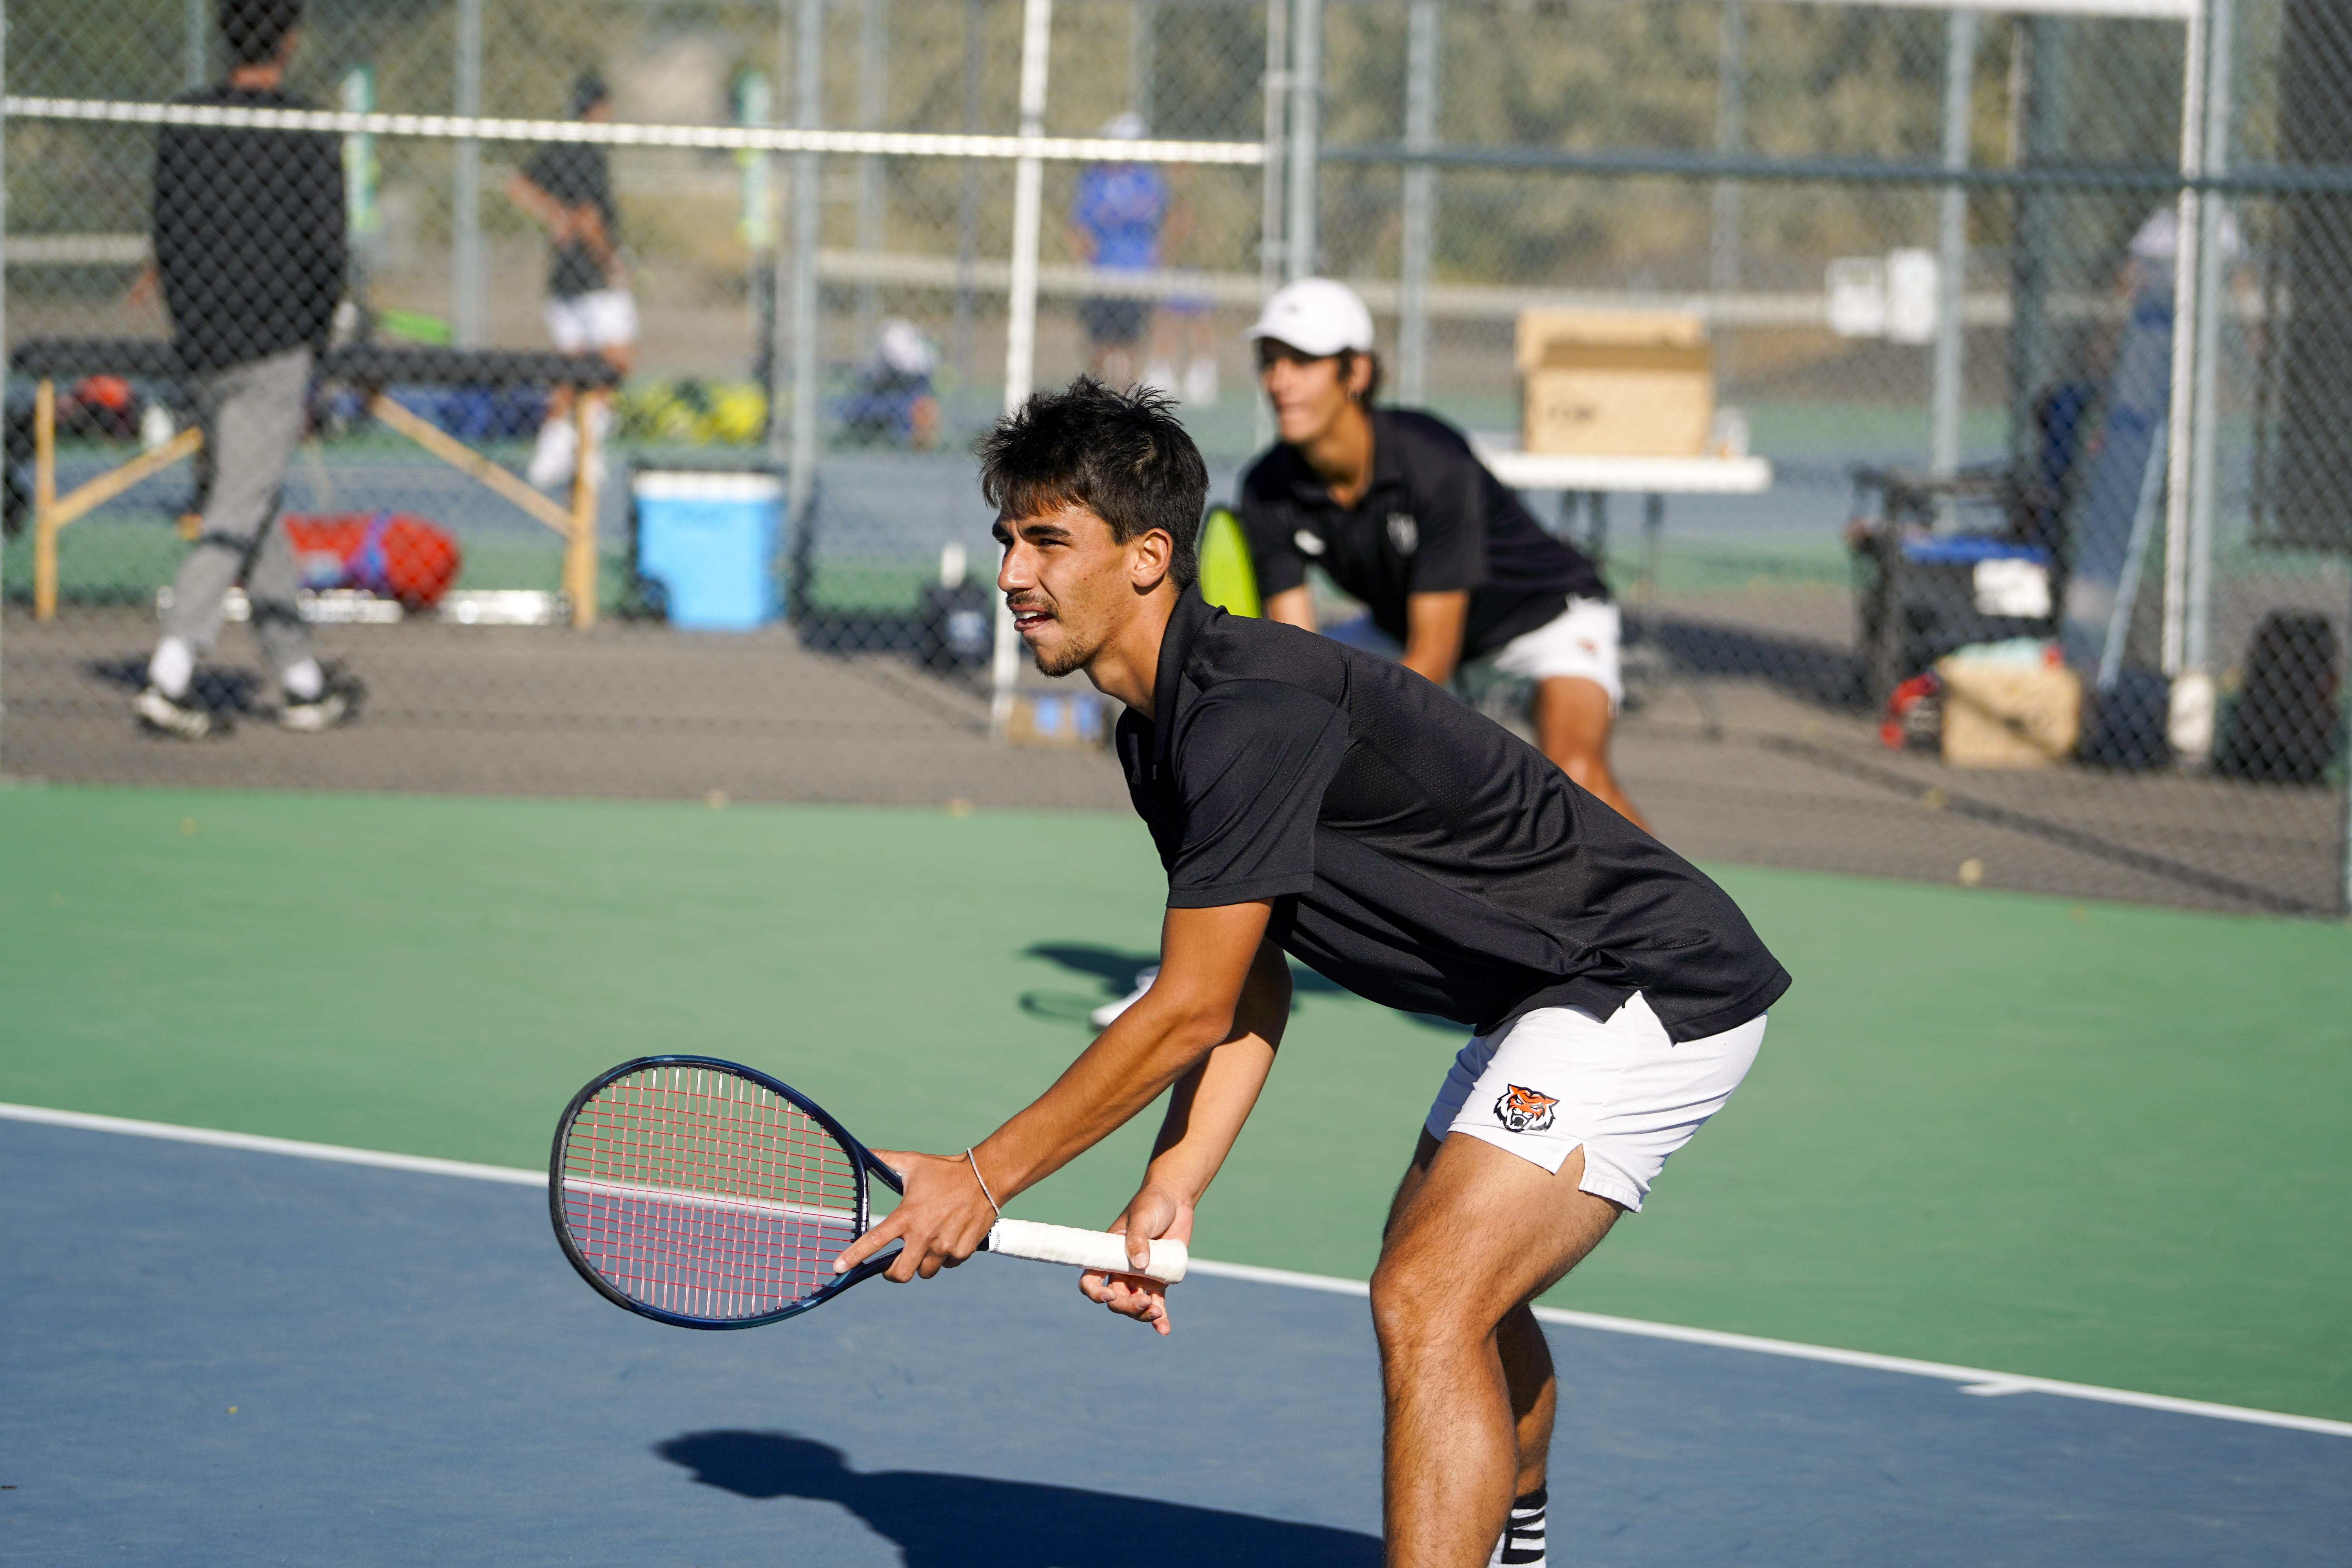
[3,1116,2345,1566]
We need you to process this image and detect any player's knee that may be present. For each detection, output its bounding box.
[1369,1250,1481,1354]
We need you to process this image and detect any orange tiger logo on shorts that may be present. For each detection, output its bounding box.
[1493,1083,1559,1134]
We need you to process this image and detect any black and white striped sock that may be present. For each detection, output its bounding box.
[1488,1486,1547,1568]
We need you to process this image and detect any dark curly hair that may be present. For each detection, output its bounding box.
[976,377,1209,589]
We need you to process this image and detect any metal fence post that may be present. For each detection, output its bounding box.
[1130,0,1157,130]
[786,0,826,584]
[1254,0,1289,450]
[184,0,205,88]
[991,0,1054,739]
[951,0,983,380]
[453,0,485,348]
[1710,0,1744,296]
[1,1,9,772]
[2160,0,2210,681]
[1397,0,1439,406]
[1285,0,1321,282]
[2183,0,2236,682]
[856,0,888,348]
[1931,7,1977,479]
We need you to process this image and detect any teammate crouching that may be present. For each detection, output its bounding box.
[835,379,1789,1568]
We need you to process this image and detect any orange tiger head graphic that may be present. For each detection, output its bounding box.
[1493,1083,1559,1134]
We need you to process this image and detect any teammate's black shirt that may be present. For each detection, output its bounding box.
[521,143,619,299]
[152,86,347,372]
[1237,408,1608,662]
[1118,590,1790,1040]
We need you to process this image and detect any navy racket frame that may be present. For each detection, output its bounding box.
[549,1054,906,1330]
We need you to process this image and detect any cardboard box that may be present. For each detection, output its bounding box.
[1938,658,2083,768]
[1516,310,1713,457]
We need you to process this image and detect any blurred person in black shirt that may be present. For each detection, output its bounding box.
[136,0,359,739]
[508,72,635,490]
[1236,279,1645,829]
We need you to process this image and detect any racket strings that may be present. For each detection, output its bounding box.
[559,1065,859,1321]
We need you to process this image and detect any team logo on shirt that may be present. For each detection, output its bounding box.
[1387,512,1420,555]
[1493,1084,1559,1134]
[1292,528,1327,557]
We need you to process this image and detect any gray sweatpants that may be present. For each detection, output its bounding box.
[161,344,314,674]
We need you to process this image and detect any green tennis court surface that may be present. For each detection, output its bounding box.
[2,782,2347,1423]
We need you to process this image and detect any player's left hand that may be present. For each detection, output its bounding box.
[833,1149,997,1283]
[1082,1184,1194,1336]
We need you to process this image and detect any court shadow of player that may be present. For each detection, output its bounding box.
[656,1430,1380,1568]
[1022,942,1457,1033]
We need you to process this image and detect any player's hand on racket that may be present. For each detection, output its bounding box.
[833,1148,998,1283]
[1082,1184,1195,1336]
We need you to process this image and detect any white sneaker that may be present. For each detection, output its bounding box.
[1089,965,1159,1030]
[279,666,366,732]
[1142,361,1179,398]
[1183,358,1219,406]
[135,684,225,739]
[527,417,579,490]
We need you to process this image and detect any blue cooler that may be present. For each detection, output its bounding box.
[632,470,784,631]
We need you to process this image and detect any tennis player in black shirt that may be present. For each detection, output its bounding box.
[507,72,634,490]
[1238,279,1646,828]
[837,380,1788,1568]
[134,0,359,739]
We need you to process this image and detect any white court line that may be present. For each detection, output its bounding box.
[5,1100,2346,1441]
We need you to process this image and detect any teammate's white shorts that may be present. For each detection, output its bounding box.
[1489,596,1622,709]
[1424,993,1765,1212]
[1323,597,1622,709]
[544,288,639,354]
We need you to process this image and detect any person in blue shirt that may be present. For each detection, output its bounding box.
[1066,113,1167,388]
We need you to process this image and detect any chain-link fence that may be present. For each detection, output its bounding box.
[3,0,2346,916]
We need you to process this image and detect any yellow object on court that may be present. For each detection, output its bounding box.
[1196,505,1261,618]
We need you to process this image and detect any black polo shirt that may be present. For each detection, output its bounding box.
[1117,590,1790,1040]
[521,142,620,299]
[1237,408,1608,662]
[152,85,347,372]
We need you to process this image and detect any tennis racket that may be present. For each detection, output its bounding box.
[549,1054,1188,1329]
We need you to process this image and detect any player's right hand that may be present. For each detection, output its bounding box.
[1082,1184,1194,1336]
[833,1149,998,1284]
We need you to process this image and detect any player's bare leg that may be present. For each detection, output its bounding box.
[1372,1130,1622,1568]
[1533,674,1648,831]
[1385,1134,1557,1503]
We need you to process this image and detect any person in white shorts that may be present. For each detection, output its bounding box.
[507,72,636,490]
[840,379,1792,1568]
[1236,278,1646,830]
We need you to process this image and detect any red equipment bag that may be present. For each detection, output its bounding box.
[284,512,462,609]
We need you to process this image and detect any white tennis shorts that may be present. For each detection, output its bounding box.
[1323,597,1622,708]
[545,288,639,354]
[1424,993,1766,1212]
[1489,596,1623,708]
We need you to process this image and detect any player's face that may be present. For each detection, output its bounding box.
[1258,341,1362,447]
[994,502,1165,678]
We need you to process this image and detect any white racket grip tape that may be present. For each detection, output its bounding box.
[985,1218,1190,1283]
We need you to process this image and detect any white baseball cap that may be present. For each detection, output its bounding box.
[1244,278,1375,358]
